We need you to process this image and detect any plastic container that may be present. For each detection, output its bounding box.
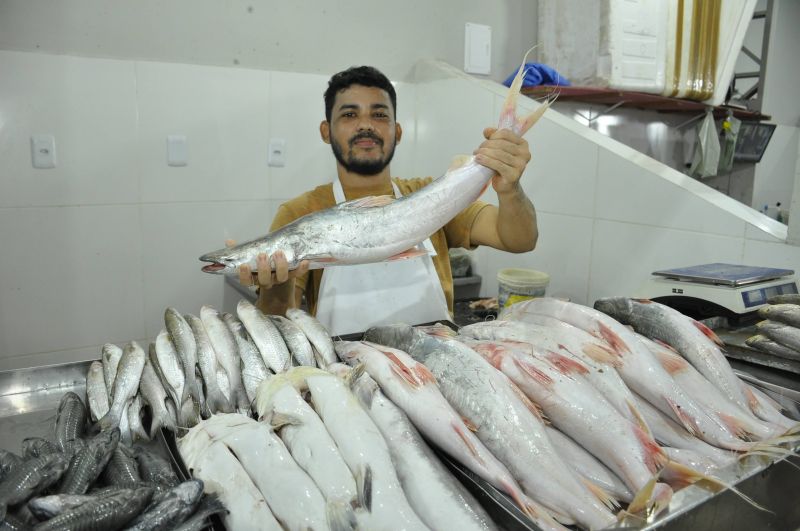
[497,268,550,308]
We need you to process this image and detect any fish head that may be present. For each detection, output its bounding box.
[199,244,253,275]
[593,297,635,321]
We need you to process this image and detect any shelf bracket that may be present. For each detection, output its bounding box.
[575,100,627,124]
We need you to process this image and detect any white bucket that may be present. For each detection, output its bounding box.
[497,268,550,308]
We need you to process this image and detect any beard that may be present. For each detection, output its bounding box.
[331,131,396,176]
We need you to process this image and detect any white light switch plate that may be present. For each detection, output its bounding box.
[465,23,492,75]
[269,138,286,167]
[167,135,188,167]
[31,134,56,169]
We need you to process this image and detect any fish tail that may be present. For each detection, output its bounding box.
[355,465,372,512]
[633,424,668,473]
[97,409,120,432]
[628,475,671,516]
[326,499,358,531]
[663,460,771,513]
[665,397,700,436]
[581,478,620,510]
[517,492,572,531]
[498,46,535,130]
[627,398,654,438]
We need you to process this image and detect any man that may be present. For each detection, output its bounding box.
[239,66,538,334]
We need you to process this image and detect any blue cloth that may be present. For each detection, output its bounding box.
[502,63,571,88]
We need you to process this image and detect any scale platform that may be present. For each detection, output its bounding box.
[637,263,798,319]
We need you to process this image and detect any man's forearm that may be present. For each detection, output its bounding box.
[256,281,299,316]
[496,183,538,252]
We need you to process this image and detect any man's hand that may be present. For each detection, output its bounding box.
[473,128,531,195]
[225,240,309,289]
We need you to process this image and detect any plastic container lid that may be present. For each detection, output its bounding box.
[497,268,550,289]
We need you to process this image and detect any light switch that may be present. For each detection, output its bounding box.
[167,135,188,167]
[464,23,492,75]
[31,135,56,169]
[268,138,286,167]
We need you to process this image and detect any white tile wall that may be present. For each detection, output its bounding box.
[136,61,272,203]
[595,149,749,238]
[0,51,140,207]
[588,220,746,303]
[742,238,800,269]
[478,212,595,303]
[0,205,146,363]
[140,200,280,338]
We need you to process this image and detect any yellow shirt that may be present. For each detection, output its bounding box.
[269,177,490,316]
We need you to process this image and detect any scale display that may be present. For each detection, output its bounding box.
[741,282,799,308]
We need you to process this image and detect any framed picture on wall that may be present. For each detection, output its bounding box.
[734,122,776,163]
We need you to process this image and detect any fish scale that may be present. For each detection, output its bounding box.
[202,305,250,412]
[55,392,87,453]
[99,342,146,432]
[185,314,233,415]
[124,480,204,531]
[102,445,141,488]
[59,429,120,495]
[165,308,203,406]
[134,447,180,488]
[0,452,71,510]
[222,312,269,403]
[33,486,153,531]
[237,300,291,373]
[270,315,316,367]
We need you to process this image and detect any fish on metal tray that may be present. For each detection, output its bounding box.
[102,343,123,396]
[757,320,800,352]
[58,428,120,495]
[223,312,269,404]
[343,364,498,531]
[270,315,316,367]
[99,342,146,432]
[201,305,250,412]
[198,48,551,278]
[286,308,336,368]
[55,392,87,453]
[139,356,177,437]
[185,313,234,415]
[255,374,358,507]
[124,479,204,531]
[766,294,800,305]
[33,486,153,531]
[0,452,71,516]
[21,438,59,460]
[0,450,23,483]
[152,329,187,426]
[28,492,115,520]
[758,303,800,328]
[101,444,141,489]
[165,307,204,407]
[86,361,110,423]
[127,395,151,443]
[133,446,180,489]
[237,300,291,374]
[171,492,227,531]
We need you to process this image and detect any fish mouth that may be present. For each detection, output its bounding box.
[201,262,226,274]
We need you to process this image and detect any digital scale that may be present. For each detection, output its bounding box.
[636,263,798,321]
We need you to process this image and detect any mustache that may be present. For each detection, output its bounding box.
[349,132,383,146]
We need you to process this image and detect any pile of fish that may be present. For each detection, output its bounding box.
[0,391,225,530]
[745,294,800,362]
[87,300,336,444]
[169,296,799,531]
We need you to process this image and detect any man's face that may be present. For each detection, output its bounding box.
[323,85,400,176]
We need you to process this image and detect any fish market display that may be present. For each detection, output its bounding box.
[0,390,217,529]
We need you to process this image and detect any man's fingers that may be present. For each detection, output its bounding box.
[273,252,289,284]
[256,253,273,288]
[292,260,310,278]
[239,265,253,286]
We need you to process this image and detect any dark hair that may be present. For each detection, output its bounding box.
[324,66,396,122]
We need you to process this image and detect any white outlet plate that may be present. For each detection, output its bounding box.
[269,138,286,167]
[31,134,56,169]
[167,135,188,167]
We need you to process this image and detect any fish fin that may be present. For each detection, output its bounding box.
[627,399,654,438]
[717,412,751,440]
[448,154,472,170]
[634,424,668,473]
[597,322,631,355]
[665,397,699,436]
[412,363,437,384]
[269,411,303,430]
[580,343,623,367]
[663,460,771,513]
[385,247,429,261]
[326,500,358,531]
[581,478,620,510]
[653,338,680,352]
[377,349,421,388]
[742,386,763,415]
[654,348,689,374]
[452,421,485,466]
[692,320,725,346]
[627,474,659,515]
[341,195,396,209]
[508,379,546,421]
[356,465,372,512]
[544,351,589,375]
[461,416,478,432]
[513,358,553,386]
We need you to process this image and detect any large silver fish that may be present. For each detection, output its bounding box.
[199,51,549,275]
[99,342,146,432]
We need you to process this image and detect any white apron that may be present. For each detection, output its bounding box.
[314,178,450,336]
